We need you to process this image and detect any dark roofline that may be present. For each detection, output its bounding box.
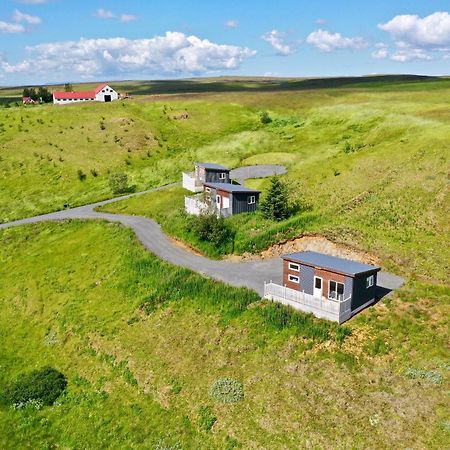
[195,162,230,171]
[204,182,260,194]
[282,251,381,277]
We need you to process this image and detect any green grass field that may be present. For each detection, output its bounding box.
[0,221,448,449]
[0,76,449,448]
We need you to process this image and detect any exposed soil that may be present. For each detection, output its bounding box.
[226,233,381,265]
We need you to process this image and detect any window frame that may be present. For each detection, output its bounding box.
[288,262,300,272]
[288,274,300,283]
[366,274,375,288]
[248,195,256,205]
[329,280,345,300]
[219,172,227,180]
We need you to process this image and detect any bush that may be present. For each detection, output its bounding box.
[188,213,235,250]
[198,405,217,431]
[77,169,86,181]
[0,366,67,407]
[259,111,272,124]
[109,172,129,194]
[210,377,244,403]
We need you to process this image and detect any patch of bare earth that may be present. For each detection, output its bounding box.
[226,233,380,265]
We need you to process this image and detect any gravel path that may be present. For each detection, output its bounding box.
[0,164,404,297]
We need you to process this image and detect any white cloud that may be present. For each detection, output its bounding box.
[0,32,256,79]
[371,42,389,59]
[262,30,295,55]
[120,14,137,23]
[225,20,238,29]
[306,29,367,52]
[0,21,25,33]
[378,12,450,48]
[315,19,327,25]
[377,12,450,62]
[13,9,41,24]
[94,8,115,20]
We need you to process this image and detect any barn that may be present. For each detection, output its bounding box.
[53,84,118,105]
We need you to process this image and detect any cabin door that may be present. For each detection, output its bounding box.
[313,276,323,298]
[104,95,111,102]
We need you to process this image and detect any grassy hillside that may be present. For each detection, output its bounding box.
[0,221,448,449]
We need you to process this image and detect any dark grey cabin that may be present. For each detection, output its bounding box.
[195,162,230,184]
[203,182,260,217]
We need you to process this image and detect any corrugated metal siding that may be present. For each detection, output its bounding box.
[204,170,230,183]
[344,276,353,300]
[300,264,314,295]
[351,272,377,310]
[231,192,259,214]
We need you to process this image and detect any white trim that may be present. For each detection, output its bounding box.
[328,280,345,301]
[248,195,256,204]
[313,276,323,298]
[288,262,300,272]
[366,274,375,288]
[288,274,300,283]
[216,195,221,205]
[219,172,226,180]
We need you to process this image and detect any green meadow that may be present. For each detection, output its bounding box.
[0,76,449,448]
[0,221,448,449]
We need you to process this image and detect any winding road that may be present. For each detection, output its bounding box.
[0,164,404,297]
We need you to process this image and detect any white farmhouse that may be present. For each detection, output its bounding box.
[53,84,118,105]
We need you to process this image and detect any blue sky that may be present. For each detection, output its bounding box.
[0,0,449,85]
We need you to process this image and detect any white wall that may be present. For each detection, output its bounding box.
[95,85,118,102]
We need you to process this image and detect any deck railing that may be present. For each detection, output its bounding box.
[182,172,203,192]
[263,282,352,323]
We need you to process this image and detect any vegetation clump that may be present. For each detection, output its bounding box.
[259,176,291,221]
[209,377,244,403]
[405,368,442,385]
[198,405,217,431]
[259,111,272,124]
[109,172,129,194]
[187,213,235,252]
[0,366,67,407]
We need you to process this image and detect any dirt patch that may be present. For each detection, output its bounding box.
[167,235,204,257]
[226,233,380,265]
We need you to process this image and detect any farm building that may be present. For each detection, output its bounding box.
[22,97,38,105]
[185,182,260,217]
[53,84,118,105]
[264,251,381,323]
[182,162,231,193]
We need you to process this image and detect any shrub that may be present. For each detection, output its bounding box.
[259,111,272,124]
[0,367,67,407]
[90,168,99,177]
[77,169,86,181]
[210,377,244,403]
[188,213,235,250]
[259,176,290,221]
[198,405,217,431]
[109,172,129,194]
[405,368,442,385]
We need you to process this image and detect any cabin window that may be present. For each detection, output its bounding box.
[366,274,374,288]
[219,172,226,179]
[329,281,345,301]
[205,187,211,193]
[248,195,256,204]
[288,262,300,272]
[288,274,299,283]
[216,195,221,205]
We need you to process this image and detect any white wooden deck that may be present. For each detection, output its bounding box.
[263,282,352,324]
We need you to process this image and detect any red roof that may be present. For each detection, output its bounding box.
[53,83,111,100]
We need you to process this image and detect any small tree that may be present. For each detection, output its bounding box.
[64,83,73,92]
[22,87,31,98]
[259,111,272,124]
[189,212,234,250]
[259,176,290,221]
[109,172,129,194]
[37,86,53,103]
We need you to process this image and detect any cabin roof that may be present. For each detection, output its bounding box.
[204,182,260,194]
[282,251,380,277]
[195,162,230,171]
